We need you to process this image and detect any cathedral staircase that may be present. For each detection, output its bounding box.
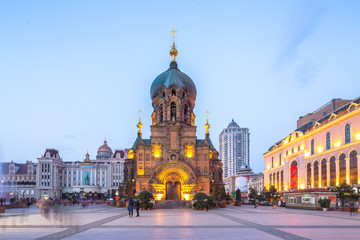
[153,200,191,209]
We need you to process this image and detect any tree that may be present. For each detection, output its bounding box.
[264,186,280,202]
[219,185,227,201]
[118,185,125,200]
[248,188,257,201]
[235,189,241,201]
[333,182,359,206]
[212,185,219,201]
[138,191,154,209]
[125,181,134,200]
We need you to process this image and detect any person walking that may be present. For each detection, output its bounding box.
[128,198,134,218]
[135,199,140,217]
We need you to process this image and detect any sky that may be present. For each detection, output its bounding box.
[1,0,360,173]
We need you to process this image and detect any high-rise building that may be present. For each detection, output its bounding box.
[219,119,250,178]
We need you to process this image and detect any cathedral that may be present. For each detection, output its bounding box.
[124,31,223,201]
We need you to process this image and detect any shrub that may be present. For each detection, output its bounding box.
[211,185,219,201]
[318,198,331,209]
[138,191,154,209]
[192,193,208,210]
[219,186,227,201]
[225,192,232,201]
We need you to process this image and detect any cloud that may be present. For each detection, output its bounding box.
[275,1,327,67]
[295,60,320,85]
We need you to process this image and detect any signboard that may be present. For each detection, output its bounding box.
[302,194,312,204]
[235,176,248,193]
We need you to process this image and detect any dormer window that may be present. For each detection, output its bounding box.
[46,152,50,158]
[116,153,121,158]
[171,89,176,96]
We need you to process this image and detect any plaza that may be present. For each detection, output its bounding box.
[1,204,360,240]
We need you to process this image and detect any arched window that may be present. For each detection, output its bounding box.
[171,89,176,96]
[326,132,331,150]
[314,161,319,188]
[170,102,176,121]
[272,174,275,188]
[210,170,215,181]
[339,153,346,184]
[280,170,284,191]
[269,173,272,186]
[276,171,279,191]
[311,139,315,155]
[345,124,351,144]
[290,161,298,189]
[321,158,327,187]
[182,91,185,98]
[306,163,312,188]
[330,156,336,185]
[159,104,163,122]
[350,150,358,185]
[184,105,189,124]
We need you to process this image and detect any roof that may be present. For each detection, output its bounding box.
[44,149,59,158]
[150,61,197,100]
[227,119,240,128]
[98,140,113,153]
[131,134,151,150]
[289,188,332,193]
[0,162,34,175]
[113,150,125,158]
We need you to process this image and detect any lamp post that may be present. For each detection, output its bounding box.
[132,179,135,194]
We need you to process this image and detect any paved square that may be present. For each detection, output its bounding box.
[1,204,360,239]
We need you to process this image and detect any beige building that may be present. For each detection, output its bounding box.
[263,97,360,192]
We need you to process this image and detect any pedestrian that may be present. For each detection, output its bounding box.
[135,199,140,217]
[128,198,134,218]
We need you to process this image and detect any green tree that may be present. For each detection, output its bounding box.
[333,182,359,206]
[219,185,227,201]
[125,181,134,200]
[138,190,154,209]
[248,188,257,201]
[235,189,241,201]
[211,185,219,201]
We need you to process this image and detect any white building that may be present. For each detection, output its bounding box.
[35,140,127,199]
[219,119,250,178]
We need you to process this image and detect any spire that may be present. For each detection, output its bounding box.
[205,110,210,136]
[137,109,143,136]
[170,28,178,62]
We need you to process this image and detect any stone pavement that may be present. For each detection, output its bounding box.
[1,204,360,239]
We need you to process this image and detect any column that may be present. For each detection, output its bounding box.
[346,157,350,184]
[336,159,339,185]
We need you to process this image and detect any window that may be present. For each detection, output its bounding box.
[321,158,327,187]
[350,150,358,185]
[345,124,351,144]
[339,153,346,184]
[159,104,163,122]
[330,156,336,184]
[184,105,189,124]
[269,174,272,186]
[171,89,176,96]
[280,170,284,191]
[314,161,319,187]
[170,102,176,121]
[276,172,279,191]
[290,161,298,189]
[306,163,312,188]
[271,157,274,168]
[326,132,331,150]
[311,139,315,155]
[279,154,282,166]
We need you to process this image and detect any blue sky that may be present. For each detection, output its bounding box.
[1,0,360,173]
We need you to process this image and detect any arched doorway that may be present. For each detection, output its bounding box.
[166,181,181,200]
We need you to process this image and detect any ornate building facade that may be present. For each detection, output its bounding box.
[124,35,223,201]
[35,141,127,199]
[263,97,360,193]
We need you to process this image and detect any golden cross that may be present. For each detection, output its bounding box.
[206,110,210,121]
[138,109,142,121]
[170,28,178,43]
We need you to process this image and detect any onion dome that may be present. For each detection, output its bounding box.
[150,40,197,101]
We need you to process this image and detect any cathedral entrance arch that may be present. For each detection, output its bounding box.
[166,181,181,200]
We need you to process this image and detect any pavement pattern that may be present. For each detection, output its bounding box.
[1,204,360,239]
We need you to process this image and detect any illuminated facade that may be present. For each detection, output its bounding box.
[125,31,223,201]
[219,119,250,178]
[263,97,360,192]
